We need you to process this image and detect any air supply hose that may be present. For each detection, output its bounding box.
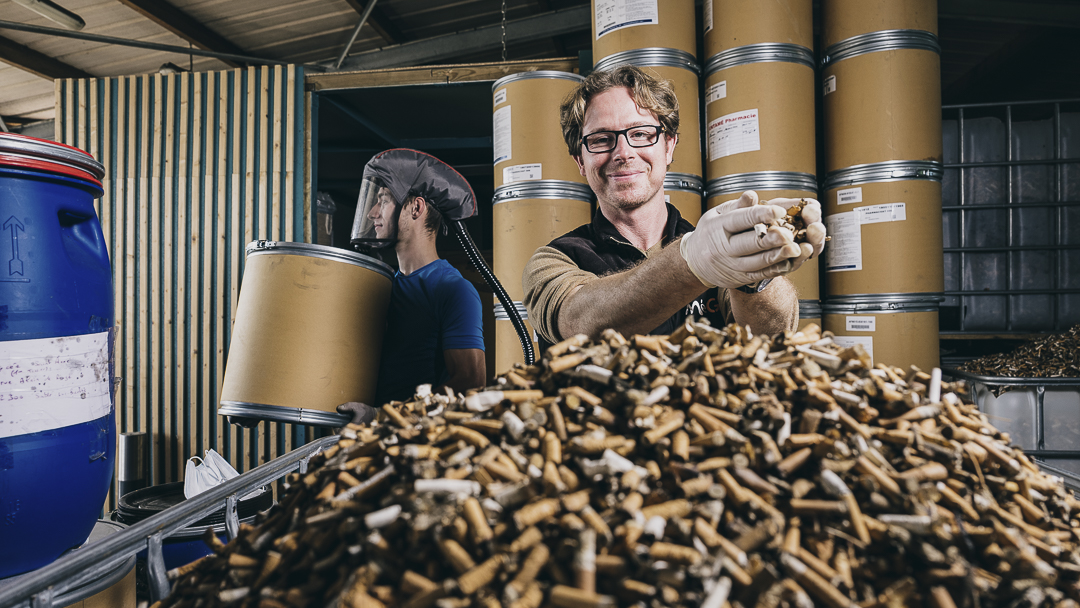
[452,221,535,366]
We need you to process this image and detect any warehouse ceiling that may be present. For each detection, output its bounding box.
[2,0,1080,130]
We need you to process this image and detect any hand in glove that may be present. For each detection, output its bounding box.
[336,401,378,426]
[679,191,804,289]
[764,196,828,261]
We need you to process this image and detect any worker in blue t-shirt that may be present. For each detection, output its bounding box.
[339,149,486,424]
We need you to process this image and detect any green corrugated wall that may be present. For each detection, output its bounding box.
[55,65,312,504]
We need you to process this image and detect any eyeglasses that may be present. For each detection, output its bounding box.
[581,125,664,154]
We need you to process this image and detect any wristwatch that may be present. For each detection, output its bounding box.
[735,278,773,294]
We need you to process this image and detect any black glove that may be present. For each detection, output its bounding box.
[336,402,378,426]
[225,416,261,429]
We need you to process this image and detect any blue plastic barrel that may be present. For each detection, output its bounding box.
[0,133,114,578]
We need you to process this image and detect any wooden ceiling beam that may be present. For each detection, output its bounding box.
[342,0,407,45]
[116,0,246,67]
[0,34,91,80]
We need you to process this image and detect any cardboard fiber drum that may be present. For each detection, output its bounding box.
[798,300,822,332]
[665,173,703,225]
[821,33,942,173]
[493,181,594,302]
[822,0,937,48]
[704,0,812,57]
[707,173,820,302]
[594,50,702,178]
[218,242,392,426]
[495,304,537,376]
[592,0,696,62]
[704,45,816,181]
[492,71,585,190]
[823,298,941,372]
[823,161,943,299]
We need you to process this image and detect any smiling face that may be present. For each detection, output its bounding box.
[574,86,676,216]
[368,187,400,240]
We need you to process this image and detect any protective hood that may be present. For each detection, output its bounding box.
[351,148,477,247]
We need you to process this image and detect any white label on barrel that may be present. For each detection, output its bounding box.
[832,336,873,364]
[823,75,836,95]
[503,163,542,184]
[493,88,507,107]
[857,203,906,225]
[837,187,862,205]
[665,194,670,204]
[706,81,727,104]
[708,108,760,161]
[595,0,659,39]
[493,105,512,164]
[703,0,713,33]
[846,316,876,332]
[824,211,862,272]
[0,331,112,439]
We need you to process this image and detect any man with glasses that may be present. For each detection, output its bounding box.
[523,66,827,349]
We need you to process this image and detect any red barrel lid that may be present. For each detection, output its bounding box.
[0,132,105,187]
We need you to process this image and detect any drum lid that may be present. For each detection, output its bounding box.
[593,48,700,75]
[493,180,595,204]
[245,241,394,279]
[664,172,704,194]
[493,70,584,91]
[114,482,273,529]
[0,132,105,186]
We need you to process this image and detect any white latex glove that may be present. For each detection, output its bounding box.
[764,197,828,261]
[679,191,803,289]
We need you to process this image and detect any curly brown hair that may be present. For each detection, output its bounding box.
[559,65,681,157]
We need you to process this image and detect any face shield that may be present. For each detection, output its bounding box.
[351,176,403,249]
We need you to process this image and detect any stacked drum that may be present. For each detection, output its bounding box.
[491,72,593,372]
[703,0,820,325]
[591,0,704,223]
[820,0,943,371]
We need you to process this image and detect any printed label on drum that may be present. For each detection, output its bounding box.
[824,211,862,272]
[832,335,873,363]
[846,316,876,332]
[706,81,727,104]
[0,331,112,439]
[837,187,862,205]
[707,108,760,161]
[857,203,906,225]
[703,0,713,33]
[493,105,512,164]
[595,0,659,39]
[493,88,507,107]
[665,194,670,204]
[503,163,542,184]
[823,75,836,95]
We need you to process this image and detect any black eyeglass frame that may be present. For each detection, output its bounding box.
[580,125,665,154]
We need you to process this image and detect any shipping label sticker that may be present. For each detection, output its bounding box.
[857,202,906,225]
[706,81,727,104]
[823,75,836,95]
[665,194,671,204]
[824,211,862,272]
[493,88,507,107]
[503,163,542,184]
[595,0,659,39]
[837,187,862,205]
[703,0,713,33]
[832,336,873,364]
[0,331,113,439]
[707,108,761,161]
[493,105,512,164]
[845,316,876,332]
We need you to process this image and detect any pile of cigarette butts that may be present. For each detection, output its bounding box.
[958,325,1080,380]
[160,322,1080,608]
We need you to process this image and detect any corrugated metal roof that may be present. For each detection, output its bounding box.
[0,0,592,128]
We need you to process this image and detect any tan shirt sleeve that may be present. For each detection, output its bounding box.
[522,246,596,345]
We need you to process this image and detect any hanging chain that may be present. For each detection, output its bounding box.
[500,0,507,62]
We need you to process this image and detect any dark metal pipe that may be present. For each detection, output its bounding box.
[0,19,290,66]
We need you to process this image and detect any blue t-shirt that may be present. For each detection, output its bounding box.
[375,259,484,404]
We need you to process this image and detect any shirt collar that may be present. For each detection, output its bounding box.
[591,202,685,249]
